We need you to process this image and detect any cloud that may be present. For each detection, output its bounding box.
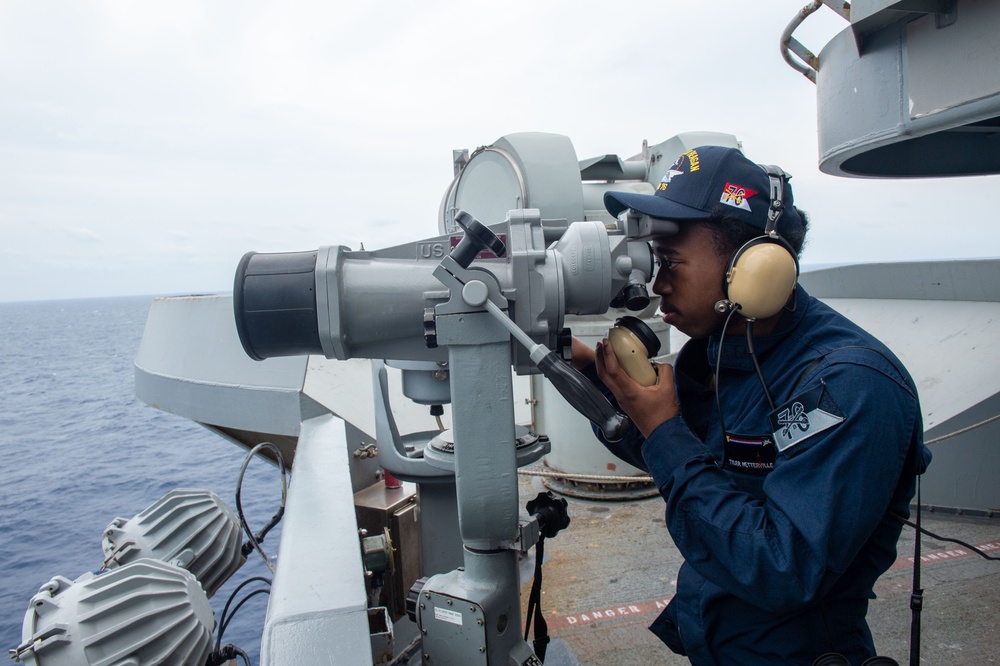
[62,226,102,243]
[0,0,997,303]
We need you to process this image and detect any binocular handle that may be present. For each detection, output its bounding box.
[536,352,631,442]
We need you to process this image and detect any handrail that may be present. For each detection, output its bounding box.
[780,1,851,83]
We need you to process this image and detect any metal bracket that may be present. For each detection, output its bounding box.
[780,1,852,83]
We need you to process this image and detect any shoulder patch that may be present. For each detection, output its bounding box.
[769,380,845,452]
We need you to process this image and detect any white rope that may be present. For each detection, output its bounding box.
[925,413,1000,445]
[517,468,653,484]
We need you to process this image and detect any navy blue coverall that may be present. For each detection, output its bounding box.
[591,287,930,665]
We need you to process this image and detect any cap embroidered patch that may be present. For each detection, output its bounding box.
[656,150,700,192]
[720,183,757,212]
[768,380,845,452]
[662,168,684,184]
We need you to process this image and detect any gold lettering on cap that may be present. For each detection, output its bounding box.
[684,149,700,172]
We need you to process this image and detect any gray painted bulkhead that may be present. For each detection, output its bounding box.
[801,259,1000,513]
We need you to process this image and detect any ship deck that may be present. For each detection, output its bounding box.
[515,465,1000,666]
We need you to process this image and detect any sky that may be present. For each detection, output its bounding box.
[2,0,998,303]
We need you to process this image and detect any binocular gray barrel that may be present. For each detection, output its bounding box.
[235,246,450,363]
[234,217,655,368]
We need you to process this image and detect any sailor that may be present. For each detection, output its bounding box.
[573,145,931,665]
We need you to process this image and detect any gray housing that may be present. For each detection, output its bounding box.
[13,559,214,666]
[102,488,246,598]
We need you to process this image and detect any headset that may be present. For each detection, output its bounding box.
[716,165,800,320]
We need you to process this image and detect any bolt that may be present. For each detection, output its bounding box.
[420,603,425,609]
[477,619,483,626]
[446,599,452,605]
[479,646,486,653]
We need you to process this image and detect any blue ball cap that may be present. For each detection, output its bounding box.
[604,145,803,237]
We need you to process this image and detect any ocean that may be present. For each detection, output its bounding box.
[0,295,278,662]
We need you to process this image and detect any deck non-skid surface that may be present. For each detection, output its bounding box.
[517,470,1000,665]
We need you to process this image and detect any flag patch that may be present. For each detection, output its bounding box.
[720,183,756,212]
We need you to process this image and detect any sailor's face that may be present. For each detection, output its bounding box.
[651,223,728,339]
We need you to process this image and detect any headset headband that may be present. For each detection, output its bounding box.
[760,164,789,237]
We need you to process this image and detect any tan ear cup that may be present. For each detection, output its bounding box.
[726,241,798,320]
[608,326,658,386]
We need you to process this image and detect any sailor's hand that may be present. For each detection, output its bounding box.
[595,337,679,438]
